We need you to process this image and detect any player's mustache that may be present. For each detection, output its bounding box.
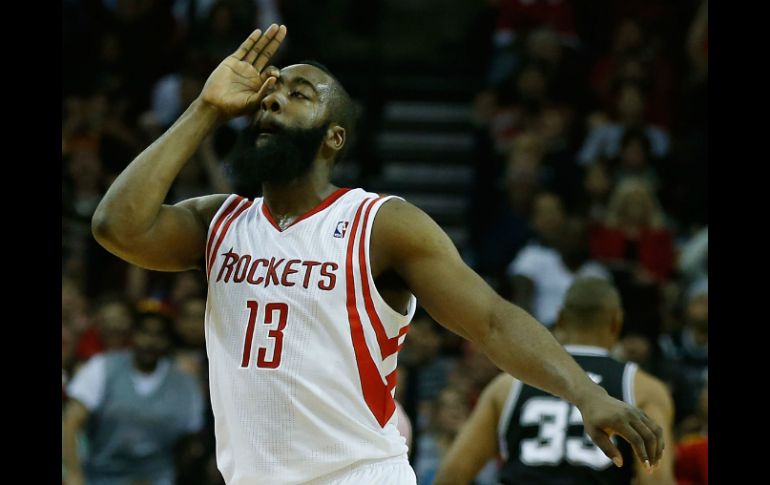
[252,117,287,136]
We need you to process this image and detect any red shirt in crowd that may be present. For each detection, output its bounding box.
[75,326,104,361]
[589,225,674,282]
[675,436,708,485]
[495,0,577,41]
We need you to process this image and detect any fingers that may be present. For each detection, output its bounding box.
[233,29,263,61]
[639,412,665,465]
[612,418,650,467]
[244,24,278,64]
[255,66,280,94]
[629,417,658,470]
[253,25,287,72]
[588,428,623,468]
[234,25,287,71]
[262,65,280,79]
[246,76,277,110]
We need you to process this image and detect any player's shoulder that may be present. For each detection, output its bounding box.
[175,193,236,230]
[483,372,517,411]
[370,196,455,254]
[177,193,232,211]
[370,196,436,232]
[634,367,673,408]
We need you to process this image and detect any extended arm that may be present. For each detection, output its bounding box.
[372,200,664,468]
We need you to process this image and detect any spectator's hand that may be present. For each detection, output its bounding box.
[578,391,664,470]
[199,24,287,120]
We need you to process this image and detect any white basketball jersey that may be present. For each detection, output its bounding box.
[204,188,416,485]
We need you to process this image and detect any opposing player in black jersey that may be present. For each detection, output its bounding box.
[434,277,675,485]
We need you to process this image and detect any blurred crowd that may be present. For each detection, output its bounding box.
[62,1,707,484]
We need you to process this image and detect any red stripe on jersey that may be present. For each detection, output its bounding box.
[386,369,397,393]
[207,200,253,280]
[292,187,351,226]
[345,197,396,428]
[357,197,402,359]
[262,187,352,232]
[396,324,410,352]
[206,197,244,272]
[260,201,281,231]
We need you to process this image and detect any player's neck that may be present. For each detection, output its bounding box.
[561,333,612,351]
[262,171,337,221]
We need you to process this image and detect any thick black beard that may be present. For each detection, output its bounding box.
[228,122,329,198]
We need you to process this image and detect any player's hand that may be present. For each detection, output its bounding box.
[578,390,664,470]
[198,24,287,120]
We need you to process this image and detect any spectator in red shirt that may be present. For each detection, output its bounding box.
[590,177,673,282]
[676,437,708,485]
[487,0,579,86]
[590,177,673,342]
[675,383,708,485]
[590,17,675,128]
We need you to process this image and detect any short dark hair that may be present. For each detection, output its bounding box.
[561,277,621,328]
[298,60,360,161]
[134,310,174,340]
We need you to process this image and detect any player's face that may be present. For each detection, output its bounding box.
[230,65,338,193]
[133,317,171,367]
[253,64,335,143]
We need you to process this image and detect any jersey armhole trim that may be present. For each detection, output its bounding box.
[344,197,397,428]
[206,196,252,279]
[205,195,241,271]
[362,196,417,323]
[622,362,639,406]
[498,379,523,461]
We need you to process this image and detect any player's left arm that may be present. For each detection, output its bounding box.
[371,199,664,469]
[633,370,677,485]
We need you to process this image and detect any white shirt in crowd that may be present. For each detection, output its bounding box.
[507,243,611,327]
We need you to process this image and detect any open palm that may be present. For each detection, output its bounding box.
[200,24,287,119]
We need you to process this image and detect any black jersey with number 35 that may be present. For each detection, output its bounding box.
[497,345,639,485]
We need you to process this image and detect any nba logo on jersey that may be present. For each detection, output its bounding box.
[334,221,349,238]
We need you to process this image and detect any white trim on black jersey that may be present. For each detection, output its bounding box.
[622,362,639,406]
[498,378,523,461]
[563,344,611,357]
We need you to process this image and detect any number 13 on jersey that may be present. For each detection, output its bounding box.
[241,300,289,369]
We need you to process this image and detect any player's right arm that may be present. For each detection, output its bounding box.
[91,25,287,271]
[433,373,511,485]
[633,370,677,485]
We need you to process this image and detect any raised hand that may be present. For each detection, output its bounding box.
[579,393,664,471]
[199,24,287,120]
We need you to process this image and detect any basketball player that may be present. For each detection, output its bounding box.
[434,277,675,485]
[92,25,664,484]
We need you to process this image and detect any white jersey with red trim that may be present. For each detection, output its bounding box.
[204,187,415,485]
